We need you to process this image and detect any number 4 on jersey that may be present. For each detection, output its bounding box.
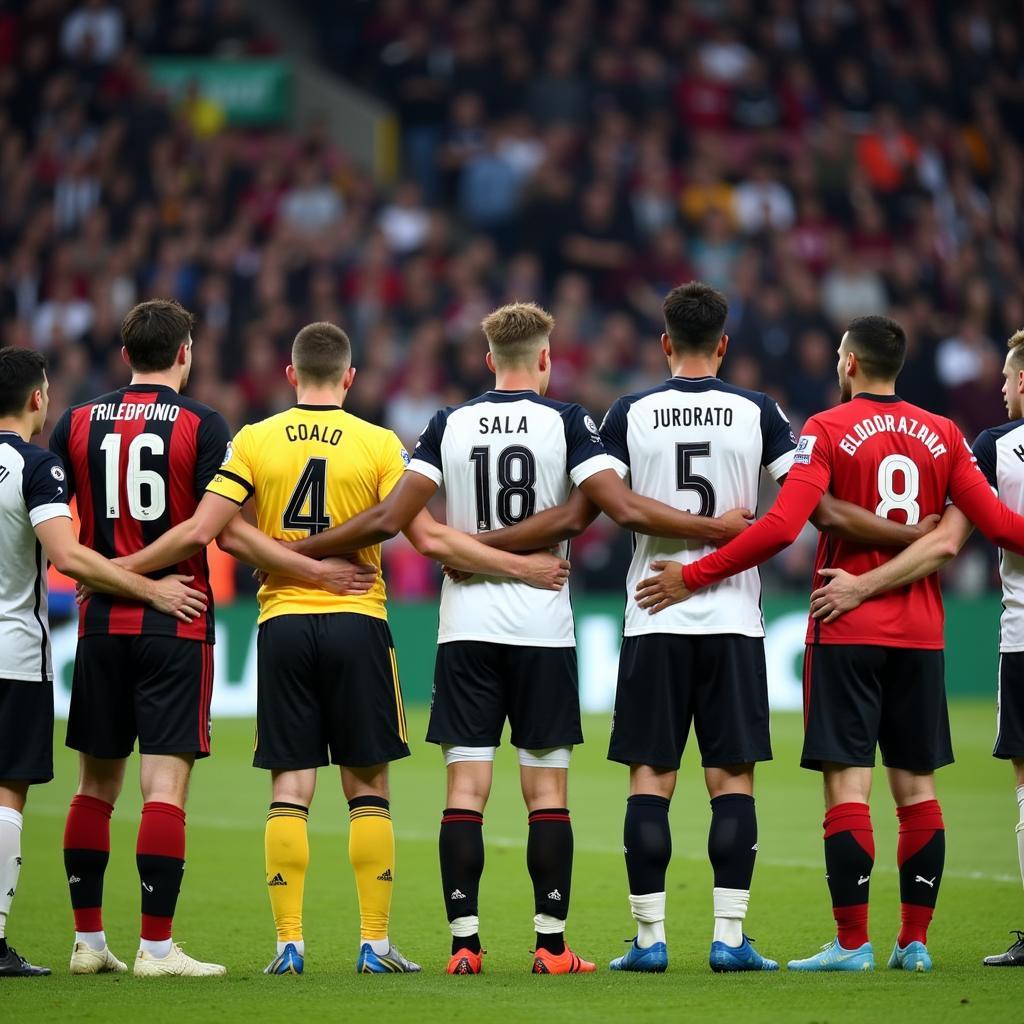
[283,457,332,535]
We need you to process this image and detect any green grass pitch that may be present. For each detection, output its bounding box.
[5,703,1024,1022]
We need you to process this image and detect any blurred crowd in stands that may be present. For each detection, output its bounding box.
[2,0,1023,595]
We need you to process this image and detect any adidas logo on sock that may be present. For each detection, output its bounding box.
[268,873,287,887]
[68,874,81,884]
[450,889,466,900]
[15,857,21,866]
[5,888,13,898]
[547,889,562,901]
[377,868,393,882]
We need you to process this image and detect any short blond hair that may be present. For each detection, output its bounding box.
[1009,328,1024,370]
[480,302,554,367]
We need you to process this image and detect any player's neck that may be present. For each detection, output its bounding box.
[295,386,348,408]
[669,357,719,380]
[0,415,34,442]
[492,371,541,393]
[129,371,182,392]
[850,378,897,398]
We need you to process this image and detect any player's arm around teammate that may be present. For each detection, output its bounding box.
[0,348,204,977]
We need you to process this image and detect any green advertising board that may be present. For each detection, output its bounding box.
[51,596,1003,718]
[145,58,291,124]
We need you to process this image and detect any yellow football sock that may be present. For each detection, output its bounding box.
[265,802,309,944]
[348,797,394,941]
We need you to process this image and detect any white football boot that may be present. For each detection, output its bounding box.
[69,942,128,974]
[134,943,226,977]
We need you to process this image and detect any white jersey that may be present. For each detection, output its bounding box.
[973,420,1024,652]
[601,376,796,637]
[407,389,614,646]
[0,431,71,681]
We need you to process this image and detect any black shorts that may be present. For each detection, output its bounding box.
[67,635,213,760]
[255,613,410,770]
[0,679,53,783]
[607,633,772,770]
[995,653,1024,760]
[801,644,953,772]
[426,642,582,750]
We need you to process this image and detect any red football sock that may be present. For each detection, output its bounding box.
[137,802,186,942]
[63,794,113,933]
[896,800,944,947]
[823,802,874,949]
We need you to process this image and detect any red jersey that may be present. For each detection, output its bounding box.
[50,384,230,643]
[684,393,1024,649]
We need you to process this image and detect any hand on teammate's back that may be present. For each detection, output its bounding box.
[808,568,869,623]
[317,557,379,596]
[520,552,572,591]
[713,507,756,545]
[147,575,209,622]
[635,560,691,614]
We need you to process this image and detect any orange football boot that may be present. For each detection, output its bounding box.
[531,946,595,974]
[447,948,484,975]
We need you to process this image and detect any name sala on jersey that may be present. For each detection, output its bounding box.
[836,412,948,459]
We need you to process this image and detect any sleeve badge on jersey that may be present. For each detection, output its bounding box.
[584,414,599,436]
[793,435,817,464]
[50,464,66,481]
[400,447,411,466]
[221,442,233,466]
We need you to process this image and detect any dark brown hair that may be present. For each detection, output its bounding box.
[662,281,728,353]
[845,315,906,380]
[292,322,352,383]
[121,299,195,372]
[0,347,47,416]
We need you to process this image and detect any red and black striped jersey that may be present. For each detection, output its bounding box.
[49,384,231,643]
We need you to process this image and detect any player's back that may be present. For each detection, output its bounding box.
[801,394,965,648]
[208,404,408,623]
[0,431,69,681]
[49,383,229,642]
[974,417,1024,652]
[601,376,795,636]
[409,389,612,645]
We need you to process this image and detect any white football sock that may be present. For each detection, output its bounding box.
[451,915,480,938]
[139,937,173,959]
[1016,785,1024,823]
[0,807,23,940]
[534,913,565,934]
[713,887,749,948]
[276,939,304,956]
[629,891,666,948]
[75,930,107,951]
[363,936,390,956]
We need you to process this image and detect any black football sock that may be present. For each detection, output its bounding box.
[624,794,672,895]
[708,793,757,889]
[528,808,573,955]
[136,802,186,947]
[823,803,874,949]
[439,808,484,955]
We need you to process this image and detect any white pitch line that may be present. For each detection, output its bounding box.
[24,804,1022,885]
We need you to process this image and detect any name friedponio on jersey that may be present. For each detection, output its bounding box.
[89,402,181,422]
[837,413,948,459]
[652,406,734,429]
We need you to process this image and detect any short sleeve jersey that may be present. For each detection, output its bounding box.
[787,394,993,648]
[49,384,230,643]
[407,390,614,646]
[601,376,796,637]
[973,419,1024,652]
[206,404,407,624]
[0,431,72,681]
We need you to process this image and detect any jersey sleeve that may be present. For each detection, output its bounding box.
[24,449,72,527]
[379,430,412,500]
[206,425,256,505]
[562,404,615,485]
[761,397,797,481]
[193,411,232,497]
[972,429,998,490]
[599,399,630,480]
[406,409,446,487]
[784,413,834,495]
[48,408,75,500]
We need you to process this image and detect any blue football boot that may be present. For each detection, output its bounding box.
[709,936,779,972]
[356,943,421,974]
[888,940,932,972]
[609,938,668,973]
[264,943,304,975]
[788,938,875,972]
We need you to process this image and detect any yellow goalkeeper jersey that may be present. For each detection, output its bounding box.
[206,403,408,623]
